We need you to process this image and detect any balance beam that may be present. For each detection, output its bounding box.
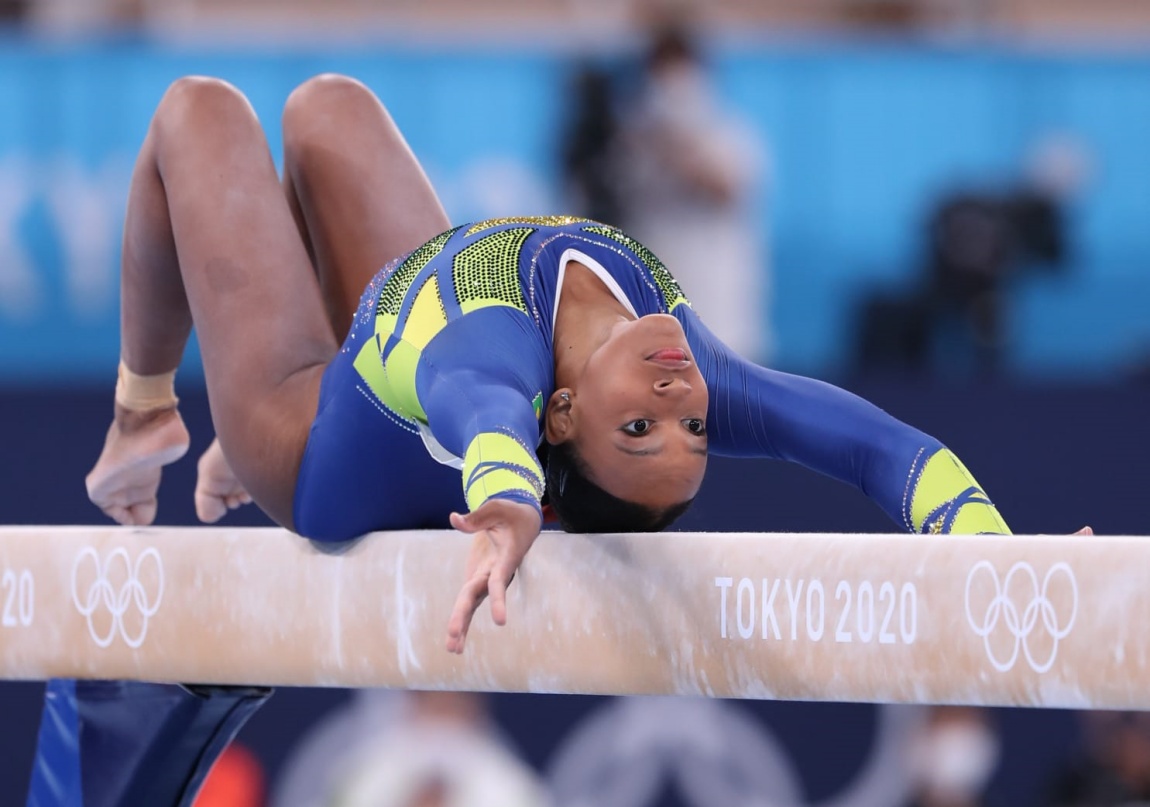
[0,526,1144,709]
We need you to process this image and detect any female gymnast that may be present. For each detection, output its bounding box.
[85,73,1017,656]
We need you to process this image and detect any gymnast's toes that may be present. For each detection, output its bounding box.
[85,408,190,524]
[195,438,252,523]
[103,498,159,527]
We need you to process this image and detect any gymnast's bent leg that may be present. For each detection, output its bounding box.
[194,72,454,522]
[86,75,339,530]
[280,72,451,338]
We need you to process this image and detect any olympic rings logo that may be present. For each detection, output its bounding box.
[964,560,1077,674]
[70,547,164,648]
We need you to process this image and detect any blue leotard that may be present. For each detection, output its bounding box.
[293,217,1009,542]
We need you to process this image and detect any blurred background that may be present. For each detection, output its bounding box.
[1,0,1149,805]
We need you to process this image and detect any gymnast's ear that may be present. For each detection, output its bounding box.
[544,388,575,444]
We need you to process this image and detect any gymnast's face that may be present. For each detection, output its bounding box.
[549,314,709,506]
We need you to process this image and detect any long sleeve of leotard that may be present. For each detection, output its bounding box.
[679,308,1010,534]
[417,308,550,519]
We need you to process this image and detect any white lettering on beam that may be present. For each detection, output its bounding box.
[717,577,918,646]
[1,567,34,629]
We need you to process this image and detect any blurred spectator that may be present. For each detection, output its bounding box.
[1047,712,1150,806]
[903,707,1001,807]
[272,690,550,807]
[558,63,626,226]
[613,13,772,362]
[855,134,1091,378]
[195,741,266,807]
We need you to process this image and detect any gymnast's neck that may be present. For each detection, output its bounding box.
[551,260,633,387]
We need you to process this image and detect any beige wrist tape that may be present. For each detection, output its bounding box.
[115,361,178,411]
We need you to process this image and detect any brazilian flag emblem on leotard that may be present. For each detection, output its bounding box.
[532,392,544,421]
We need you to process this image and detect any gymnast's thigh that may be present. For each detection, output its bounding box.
[292,352,464,542]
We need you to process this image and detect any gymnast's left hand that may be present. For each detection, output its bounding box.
[445,498,542,654]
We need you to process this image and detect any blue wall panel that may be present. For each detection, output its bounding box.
[0,40,1148,382]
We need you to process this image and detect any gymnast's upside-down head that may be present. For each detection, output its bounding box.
[544,313,707,533]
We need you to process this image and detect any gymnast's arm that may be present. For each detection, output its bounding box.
[418,308,550,522]
[678,308,1011,535]
[418,310,552,651]
[422,369,546,521]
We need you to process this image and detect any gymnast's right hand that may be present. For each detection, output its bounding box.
[445,498,542,654]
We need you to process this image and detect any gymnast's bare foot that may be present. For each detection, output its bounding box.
[195,437,252,523]
[85,404,190,526]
